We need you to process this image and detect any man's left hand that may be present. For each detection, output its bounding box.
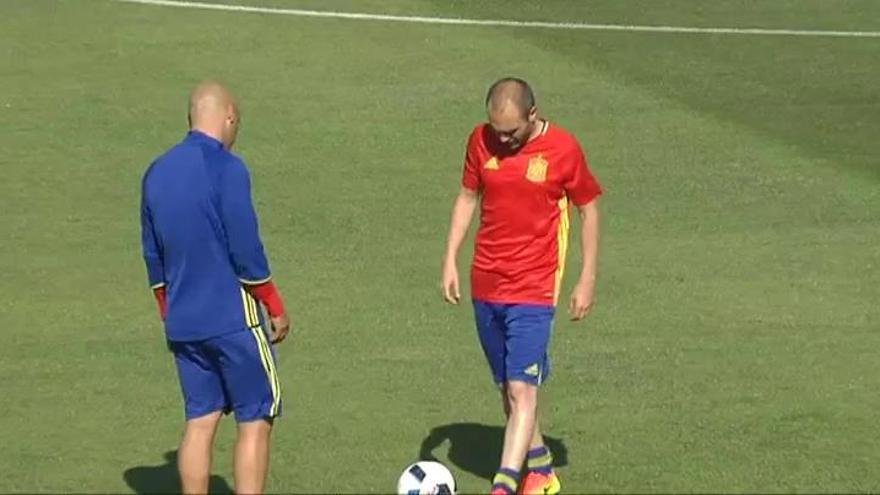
[568,280,595,321]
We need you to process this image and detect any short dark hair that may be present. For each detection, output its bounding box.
[485,77,535,116]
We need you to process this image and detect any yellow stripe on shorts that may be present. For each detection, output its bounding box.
[248,326,281,416]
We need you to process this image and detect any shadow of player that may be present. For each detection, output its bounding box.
[123,449,233,494]
[419,423,568,481]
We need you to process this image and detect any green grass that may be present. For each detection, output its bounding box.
[1,0,879,492]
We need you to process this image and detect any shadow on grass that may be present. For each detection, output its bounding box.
[419,422,568,481]
[123,450,232,494]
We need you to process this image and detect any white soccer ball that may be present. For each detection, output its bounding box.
[397,461,456,495]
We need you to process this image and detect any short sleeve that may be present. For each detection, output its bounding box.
[563,140,603,206]
[462,127,483,191]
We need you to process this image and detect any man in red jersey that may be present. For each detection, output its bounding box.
[441,78,602,495]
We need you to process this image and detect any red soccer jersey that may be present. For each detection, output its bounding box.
[462,121,602,306]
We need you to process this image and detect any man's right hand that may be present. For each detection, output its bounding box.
[442,259,461,305]
[441,187,478,306]
[270,313,291,344]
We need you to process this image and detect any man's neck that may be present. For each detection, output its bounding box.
[191,126,224,146]
[527,119,547,143]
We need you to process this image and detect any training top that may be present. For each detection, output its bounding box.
[141,131,271,341]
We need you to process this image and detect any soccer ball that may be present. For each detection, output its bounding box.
[397,461,456,495]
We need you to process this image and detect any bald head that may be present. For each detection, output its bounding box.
[485,77,535,117]
[188,81,240,149]
[485,77,539,152]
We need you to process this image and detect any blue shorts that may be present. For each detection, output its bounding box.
[168,327,281,423]
[473,300,555,386]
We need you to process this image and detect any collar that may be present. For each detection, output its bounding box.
[185,129,224,149]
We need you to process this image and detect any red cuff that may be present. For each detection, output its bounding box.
[153,286,167,320]
[246,281,286,317]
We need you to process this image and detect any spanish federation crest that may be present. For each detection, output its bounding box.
[526,155,548,183]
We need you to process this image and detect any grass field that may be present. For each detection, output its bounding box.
[1,0,879,493]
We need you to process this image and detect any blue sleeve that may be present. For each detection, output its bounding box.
[141,177,165,289]
[220,159,272,284]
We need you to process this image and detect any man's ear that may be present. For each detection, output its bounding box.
[527,106,538,122]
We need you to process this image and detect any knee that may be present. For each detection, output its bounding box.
[505,382,537,412]
[237,419,273,440]
[184,412,222,437]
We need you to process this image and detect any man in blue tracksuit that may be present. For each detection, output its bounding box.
[141,81,290,495]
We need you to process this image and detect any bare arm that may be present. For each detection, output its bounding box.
[444,187,479,263]
[569,199,600,320]
[442,187,479,304]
